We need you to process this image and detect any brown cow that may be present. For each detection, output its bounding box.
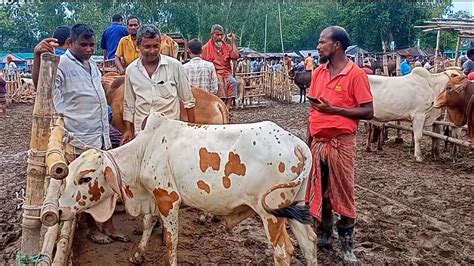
[434,76,474,143]
[102,75,230,133]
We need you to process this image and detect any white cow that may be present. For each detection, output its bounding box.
[367,67,461,161]
[59,113,317,265]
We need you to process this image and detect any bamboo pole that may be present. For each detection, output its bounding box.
[46,117,68,180]
[40,179,63,227]
[454,35,462,67]
[37,224,59,266]
[382,54,389,76]
[20,53,59,262]
[433,120,468,130]
[52,218,76,266]
[385,122,472,148]
[434,30,441,73]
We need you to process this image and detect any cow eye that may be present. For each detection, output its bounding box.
[446,86,451,91]
[78,176,92,185]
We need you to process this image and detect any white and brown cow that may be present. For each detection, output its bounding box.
[59,113,317,265]
[366,67,462,161]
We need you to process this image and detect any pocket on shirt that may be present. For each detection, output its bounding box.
[326,84,348,105]
[157,81,178,99]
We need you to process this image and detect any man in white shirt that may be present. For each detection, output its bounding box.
[121,24,195,144]
[183,38,218,94]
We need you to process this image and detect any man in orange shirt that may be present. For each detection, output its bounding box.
[305,52,314,71]
[115,16,141,74]
[202,24,240,110]
[305,26,373,263]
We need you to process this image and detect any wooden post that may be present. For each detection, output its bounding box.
[52,218,77,266]
[454,35,461,67]
[434,30,441,73]
[37,224,59,266]
[432,118,441,160]
[19,53,59,263]
[382,54,388,76]
[395,55,401,77]
[394,54,403,144]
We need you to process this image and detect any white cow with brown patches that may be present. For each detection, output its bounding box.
[59,113,318,265]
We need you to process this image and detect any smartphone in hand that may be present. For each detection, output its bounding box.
[306,96,321,104]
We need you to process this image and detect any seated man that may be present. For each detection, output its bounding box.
[202,24,240,110]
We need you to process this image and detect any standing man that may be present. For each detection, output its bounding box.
[202,24,240,110]
[305,26,373,263]
[115,16,141,74]
[101,14,128,61]
[33,24,129,245]
[462,48,474,75]
[183,38,218,95]
[305,52,314,71]
[400,56,411,75]
[121,25,195,144]
[52,26,70,55]
[4,56,17,79]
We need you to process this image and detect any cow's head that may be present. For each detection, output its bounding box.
[59,149,120,222]
[434,75,468,108]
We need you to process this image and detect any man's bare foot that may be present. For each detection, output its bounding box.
[87,230,114,244]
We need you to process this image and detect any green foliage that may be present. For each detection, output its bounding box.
[0,0,459,53]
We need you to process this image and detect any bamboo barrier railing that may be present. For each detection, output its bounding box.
[19,53,59,264]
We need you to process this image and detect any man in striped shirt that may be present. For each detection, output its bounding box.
[183,39,218,95]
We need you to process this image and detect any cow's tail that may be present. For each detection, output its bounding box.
[261,145,313,224]
[217,101,230,124]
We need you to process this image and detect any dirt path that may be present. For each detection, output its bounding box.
[1,102,472,264]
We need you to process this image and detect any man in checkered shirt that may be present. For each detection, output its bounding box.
[183,39,218,94]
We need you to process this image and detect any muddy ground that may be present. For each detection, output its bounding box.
[0,101,473,265]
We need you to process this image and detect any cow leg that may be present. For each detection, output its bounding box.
[303,86,307,103]
[161,208,180,266]
[412,115,426,162]
[365,123,372,152]
[288,219,318,265]
[377,126,384,151]
[102,217,131,243]
[258,212,294,266]
[130,214,159,264]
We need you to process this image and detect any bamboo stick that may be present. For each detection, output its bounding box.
[433,120,468,130]
[46,117,68,180]
[385,122,472,148]
[37,224,59,266]
[40,179,63,227]
[52,218,76,266]
[20,52,60,260]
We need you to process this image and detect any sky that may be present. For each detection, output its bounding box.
[451,0,474,15]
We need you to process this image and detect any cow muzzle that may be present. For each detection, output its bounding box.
[59,207,76,221]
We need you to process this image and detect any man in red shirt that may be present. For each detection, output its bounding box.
[305,26,373,263]
[202,24,240,110]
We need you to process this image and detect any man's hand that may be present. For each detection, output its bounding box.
[120,130,134,145]
[117,66,125,75]
[310,97,338,114]
[34,38,58,55]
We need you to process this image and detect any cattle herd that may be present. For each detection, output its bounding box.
[50,67,472,264]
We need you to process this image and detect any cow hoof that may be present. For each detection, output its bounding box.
[87,231,114,244]
[129,253,144,265]
[415,157,424,163]
[109,232,131,243]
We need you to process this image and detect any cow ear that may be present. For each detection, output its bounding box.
[104,166,121,196]
[85,194,118,223]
